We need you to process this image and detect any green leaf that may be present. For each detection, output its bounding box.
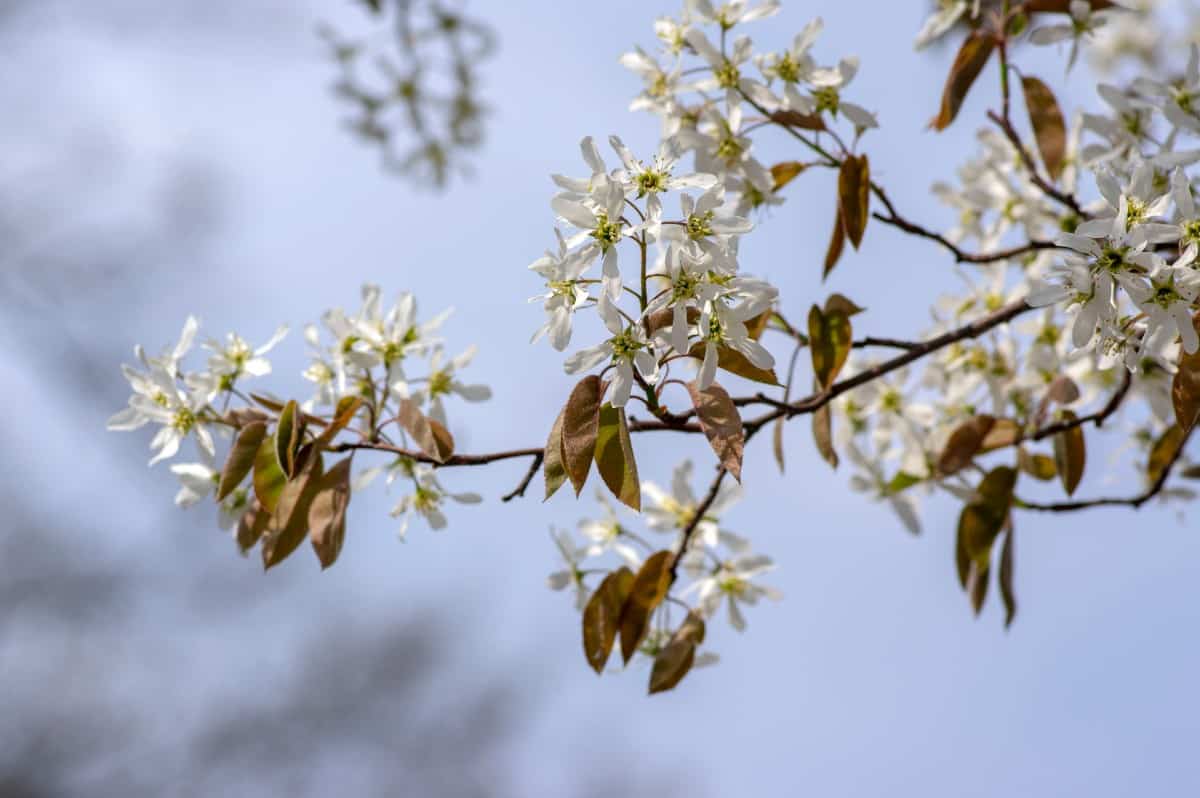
[937,415,996,476]
[582,567,634,674]
[812,403,838,469]
[837,154,870,250]
[619,550,673,664]
[262,451,325,570]
[543,410,568,501]
[308,457,352,570]
[1147,424,1185,485]
[649,611,706,695]
[594,404,641,511]
[218,421,267,501]
[687,381,745,482]
[932,32,995,132]
[253,434,288,515]
[1053,413,1086,496]
[275,399,303,479]
[808,305,852,390]
[562,375,603,495]
[1022,76,1067,181]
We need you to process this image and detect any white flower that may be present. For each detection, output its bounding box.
[694,296,774,389]
[529,229,593,351]
[807,57,878,129]
[609,135,718,226]
[1133,44,1200,133]
[107,316,216,466]
[687,553,781,632]
[547,528,590,610]
[1030,0,1112,72]
[845,440,923,535]
[642,459,747,551]
[389,463,481,539]
[757,17,824,112]
[577,493,643,567]
[914,1,979,51]
[563,293,658,408]
[661,184,753,274]
[687,0,780,30]
[413,345,492,427]
[552,175,634,301]
[204,325,288,388]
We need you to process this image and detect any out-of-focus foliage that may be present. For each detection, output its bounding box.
[320,0,496,187]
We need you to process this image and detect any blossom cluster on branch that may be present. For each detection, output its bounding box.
[111,0,1200,694]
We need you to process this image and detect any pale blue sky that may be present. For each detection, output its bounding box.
[4,1,1199,795]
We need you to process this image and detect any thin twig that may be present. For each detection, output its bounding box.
[502,452,544,502]
[668,466,728,583]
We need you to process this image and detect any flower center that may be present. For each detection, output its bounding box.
[591,212,622,251]
[687,211,715,240]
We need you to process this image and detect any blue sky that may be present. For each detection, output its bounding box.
[4,1,1199,795]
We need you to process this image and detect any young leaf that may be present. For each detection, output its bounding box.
[824,293,866,317]
[308,457,352,570]
[594,404,641,511]
[812,403,838,469]
[274,399,303,479]
[770,161,807,191]
[769,109,826,131]
[773,418,786,474]
[314,396,364,448]
[837,155,871,250]
[1053,413,1086,496]
[649,612,706,695]
[1018,449,1057,481]
[262,452,325,570]
[824,201,846,279]
[1172,316,1200,433]
[808,305,853,389]
[999,527,1017,629]
[686,381,745,482]
[398,399,452,463]
[979,417,1021,452]
[582,567,634,674]
[253,434,288,515]
[1147,424,1185,485]
[1021,76,1067,181]
[619,550,673,664]
[543,410,568,501]
[218,421,267,501]
[236,502,271,554]
[937,415,996,476]
[562,375,603,495]
[932,32,995,132]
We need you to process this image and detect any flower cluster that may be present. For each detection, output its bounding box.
[529,134,776,405]
[109,285,492,545]
[548,460,778,668]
